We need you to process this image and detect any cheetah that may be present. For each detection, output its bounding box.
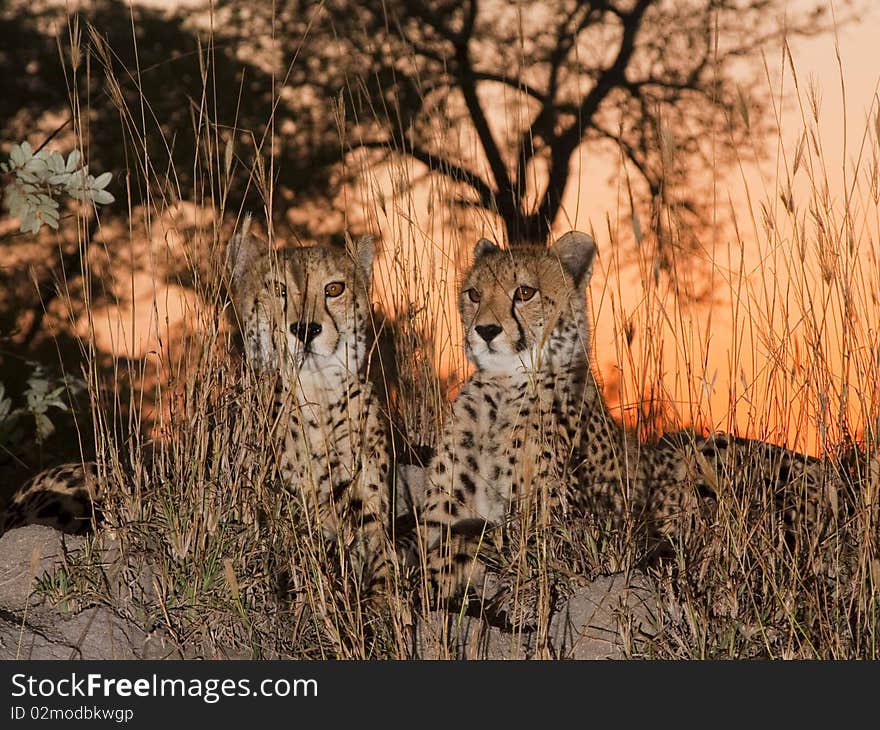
[226,215,397,594]
[0,462,99,535]
[1,217,400,598]
[413,231,634,608]
[413,232,862,613]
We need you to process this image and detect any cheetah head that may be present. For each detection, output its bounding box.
[227,215,375,380]
[459,231,596,374]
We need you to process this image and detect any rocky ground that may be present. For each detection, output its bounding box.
[0,525,661,659]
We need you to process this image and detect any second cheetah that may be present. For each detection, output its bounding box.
[415,232,860,612]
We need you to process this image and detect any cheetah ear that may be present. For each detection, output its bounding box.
[227,213,263,285]
[551,230,596,286]
[474,238,500,260]
[347,234,375,285]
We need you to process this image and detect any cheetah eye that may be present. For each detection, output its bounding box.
[514,285,537,302]
[274,280,287,299]
[324,281,346,298]
[466,288,481,303]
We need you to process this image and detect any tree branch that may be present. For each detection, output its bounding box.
[471,71,545,104]
[592,125,661,200]
[447,0,513,209]
[570,0,652,143]
[511,4,608,203]
[535,0,653,227]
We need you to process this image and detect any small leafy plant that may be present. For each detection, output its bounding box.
[0,366,86,449]
[1,142,114,234]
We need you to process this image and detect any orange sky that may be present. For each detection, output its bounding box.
[358,1,880,453]
[86,1,880,455]
[575,3,880,450]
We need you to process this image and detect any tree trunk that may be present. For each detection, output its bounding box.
[502,212,552,246]
[497,183,559,246]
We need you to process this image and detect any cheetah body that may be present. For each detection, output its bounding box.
[2,217,397,594]
[1,462,99,535]
[416,233,640,594]
[416,232,852,604]
[226,216,396,587]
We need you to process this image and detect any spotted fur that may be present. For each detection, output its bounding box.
[648,430,858,547]
[228,215,396,595]
[414,232,627,606]
[414,232,860,613]
[1,462,99,535]
[1,217,399,600]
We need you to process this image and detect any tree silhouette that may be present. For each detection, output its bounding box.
[3,0,854,248]
[0,0,858,494]
[218,0,846,247]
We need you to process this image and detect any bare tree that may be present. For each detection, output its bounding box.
[230,0,844,249]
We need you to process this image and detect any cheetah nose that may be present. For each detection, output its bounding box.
[475,324,502,343]
[291,321,323,345]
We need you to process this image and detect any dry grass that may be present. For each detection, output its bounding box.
[23,14,880,659]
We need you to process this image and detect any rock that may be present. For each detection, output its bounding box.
[0,526,663,660]
[0,606,174,660]
[0,525,85,613]
[413,571,659,659]
[0,525,179,660]
[546,572,658,659]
